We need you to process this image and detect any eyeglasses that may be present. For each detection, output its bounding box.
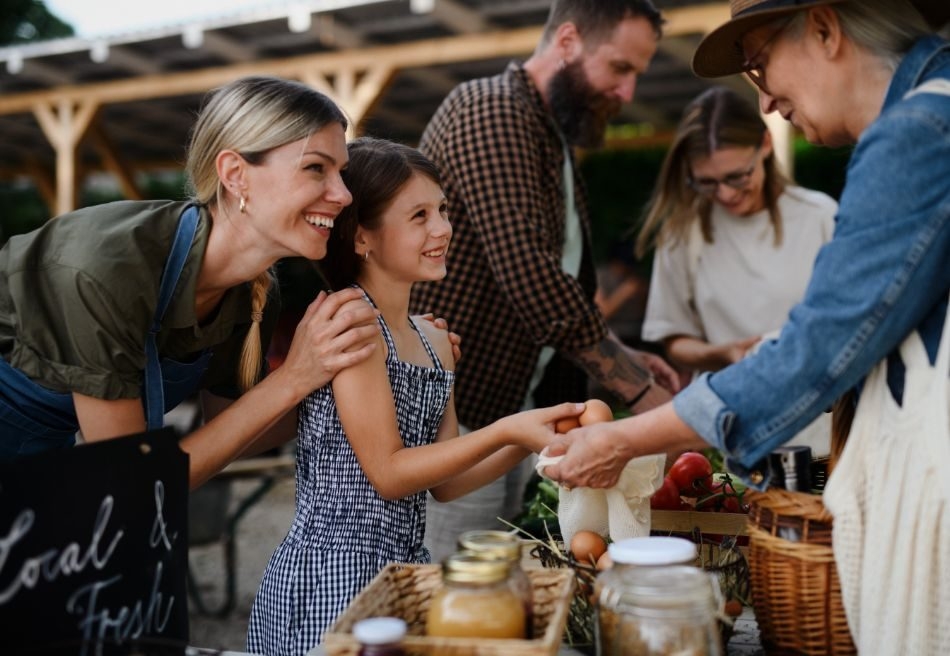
[741,18,794,95]
[688,150,761,197]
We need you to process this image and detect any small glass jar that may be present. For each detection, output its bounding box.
[353,617,407,656]
[595,537,700,656]
[457,529,533,638]
[596,565,722,656]
[425,552,526,639]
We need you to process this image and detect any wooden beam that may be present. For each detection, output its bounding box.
[0,4,729,119]
[0,27,542,116]
[427,0,491,33]
[663,3,731,36]
[202,30,258,62]
[22,157,56,213]
[302,63,397,139]
[103,45,164,75]
[89,123,143,200]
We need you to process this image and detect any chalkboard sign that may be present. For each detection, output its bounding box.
[0,429,189,655]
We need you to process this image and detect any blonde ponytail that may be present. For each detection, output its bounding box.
[238,270,273,392]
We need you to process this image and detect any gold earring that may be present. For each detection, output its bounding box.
[239,196,247,214]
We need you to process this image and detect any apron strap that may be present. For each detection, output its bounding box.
[144,206,200,430]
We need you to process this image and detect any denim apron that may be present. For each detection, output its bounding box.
[0,206,211,459]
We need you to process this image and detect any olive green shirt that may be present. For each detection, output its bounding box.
[0,200,277,400]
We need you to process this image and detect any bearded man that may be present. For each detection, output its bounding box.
[409,0,680,561]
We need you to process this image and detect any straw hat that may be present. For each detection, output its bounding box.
[693,0,950,78]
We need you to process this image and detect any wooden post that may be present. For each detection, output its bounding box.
[32,98,99,215]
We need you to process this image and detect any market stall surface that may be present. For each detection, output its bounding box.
[188,476,764,655]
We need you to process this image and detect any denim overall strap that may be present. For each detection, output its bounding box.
[144,206,199,430]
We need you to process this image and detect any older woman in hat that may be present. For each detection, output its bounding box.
[544,0,949,651]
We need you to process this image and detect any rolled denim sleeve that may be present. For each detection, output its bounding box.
[671,89,950,487]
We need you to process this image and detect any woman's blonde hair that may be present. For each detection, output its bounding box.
[636,86,789,258]
[185,76,348,391]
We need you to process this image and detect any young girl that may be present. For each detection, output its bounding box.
[246,137,581,654]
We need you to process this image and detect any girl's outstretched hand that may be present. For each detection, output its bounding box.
[498,402,586,453]
[279,289,380,399]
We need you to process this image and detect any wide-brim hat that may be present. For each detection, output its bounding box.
[693,0,950,78]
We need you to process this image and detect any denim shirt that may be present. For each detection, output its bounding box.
[674,36,950,487]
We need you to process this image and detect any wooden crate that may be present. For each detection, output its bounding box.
[323,563,574,656]
[651,508,749,537]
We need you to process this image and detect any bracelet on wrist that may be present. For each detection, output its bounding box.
[625,382,653,409]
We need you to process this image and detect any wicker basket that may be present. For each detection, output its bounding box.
[322,563,574,656]
[745,488,855,655]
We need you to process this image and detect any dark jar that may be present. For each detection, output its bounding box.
[353,617,408,656]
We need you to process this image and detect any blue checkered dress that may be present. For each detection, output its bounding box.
[247,289,454,655]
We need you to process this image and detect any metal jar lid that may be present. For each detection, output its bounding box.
[457,530,521,561]
[442,551,511,584]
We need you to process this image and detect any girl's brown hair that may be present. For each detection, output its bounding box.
[320,137,442,290]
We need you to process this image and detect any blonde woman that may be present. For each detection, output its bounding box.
[0,76,382,487]
[637,85,837,454]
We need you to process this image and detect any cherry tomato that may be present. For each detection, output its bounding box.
[668,452,713,498]
[650,476,683,511]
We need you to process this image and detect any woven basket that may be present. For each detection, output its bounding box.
[746,488,855,655]
[323,563,574,656]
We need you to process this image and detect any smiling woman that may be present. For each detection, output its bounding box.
[0,76,381,488]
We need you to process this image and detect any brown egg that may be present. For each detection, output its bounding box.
[579,399,613,426]
[595,549,613,571]
[569,530,608,566]
[555,416,581,433]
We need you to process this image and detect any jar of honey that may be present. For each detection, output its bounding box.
[457,530,533,638]
[425,552,526,639]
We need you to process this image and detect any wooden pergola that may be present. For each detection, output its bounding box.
[0,0,794,217]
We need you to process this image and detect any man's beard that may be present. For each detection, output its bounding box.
[548,60,622,149]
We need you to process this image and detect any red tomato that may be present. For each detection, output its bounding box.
[650,476,683,511]
[668,452,713,498]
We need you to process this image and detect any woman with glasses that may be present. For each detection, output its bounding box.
[636,86,836,453]
[544,1,949,649]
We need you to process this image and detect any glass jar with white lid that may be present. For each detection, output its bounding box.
[596,564,722,656]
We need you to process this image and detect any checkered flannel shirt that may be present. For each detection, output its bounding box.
[409,62,608,429]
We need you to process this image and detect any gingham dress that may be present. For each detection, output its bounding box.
[246,289,454,655]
